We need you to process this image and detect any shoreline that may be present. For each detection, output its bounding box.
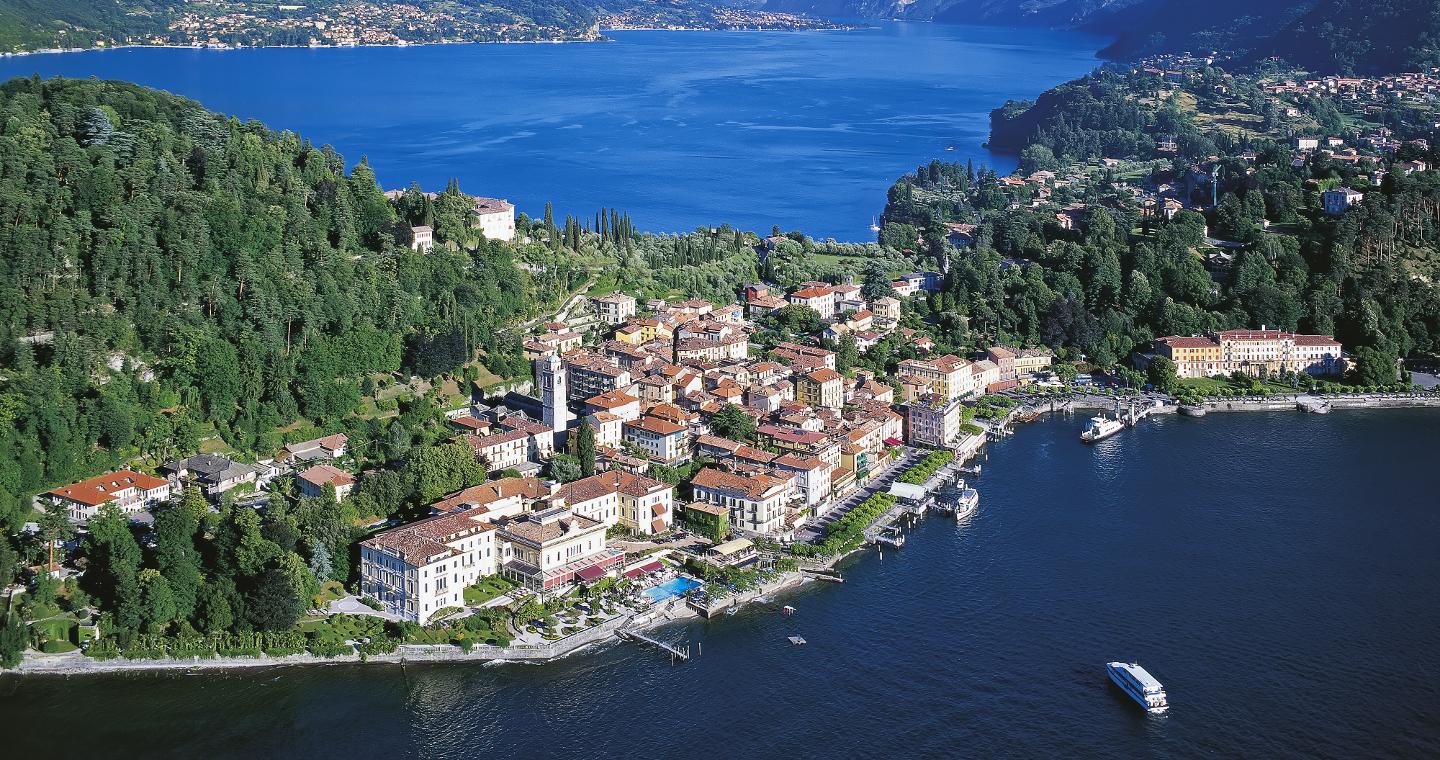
[6,399,1434,677]
[0,24,856,60]
[5,572,815,677]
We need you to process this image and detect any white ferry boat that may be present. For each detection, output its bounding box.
[1080,415,1124,443]
[1107,662,1168,713]
[954,486,979,520]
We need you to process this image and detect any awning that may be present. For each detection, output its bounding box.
[888,482,927,501]
[621,558,664,578]
[651,518,667,533]
[576,564,607,582]
[884,437,904,447]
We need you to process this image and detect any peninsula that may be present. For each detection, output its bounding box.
[3,3,1440,679]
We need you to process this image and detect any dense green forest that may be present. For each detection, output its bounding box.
[0,0,173,52]
[1098,0,1440,75]
[0,76,545,529]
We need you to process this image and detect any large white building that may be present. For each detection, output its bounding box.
[472,197,516,241]
[623,416,690,464]
[46,470,172,523]
[592,292,638,325]
[360,511,500,624]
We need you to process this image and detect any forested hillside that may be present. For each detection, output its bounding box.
[0,76,542,528]
[882,153,1440,380]
[0,0,174,51]
[764,0,1440,74]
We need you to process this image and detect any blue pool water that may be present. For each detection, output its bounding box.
[644,576,703,602]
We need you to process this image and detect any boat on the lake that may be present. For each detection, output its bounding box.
[1106,662,1168,713]
[954,486,979,520]
[1081,415,1124,443]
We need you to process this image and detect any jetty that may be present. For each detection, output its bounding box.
[618,629,691,662]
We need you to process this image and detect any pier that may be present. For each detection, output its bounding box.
[618,629,691,662]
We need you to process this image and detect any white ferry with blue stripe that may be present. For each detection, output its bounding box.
[1107,662,1168,713]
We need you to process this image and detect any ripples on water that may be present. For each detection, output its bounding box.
[4,410,1439,758]
[0,24,1101,239]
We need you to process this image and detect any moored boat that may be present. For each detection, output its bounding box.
[1081,415,1124,443]
[955,487,979,520]
[1106,662,1168,713]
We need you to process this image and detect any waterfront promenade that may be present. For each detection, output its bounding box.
[11,393,1433,677]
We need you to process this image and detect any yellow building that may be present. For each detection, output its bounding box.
[897,355,974,402]
[798,367,845,409]
[1154,336,1225,378]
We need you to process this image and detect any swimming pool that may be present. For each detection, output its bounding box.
[643,576,702,602]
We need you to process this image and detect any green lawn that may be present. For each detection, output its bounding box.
[311,580,347,609]
[463,575,517,607]
[1175,376,1300,395]
[586,272,622,297]
[811,252,867,268]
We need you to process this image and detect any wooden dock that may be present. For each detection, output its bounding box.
[619,629,691,662]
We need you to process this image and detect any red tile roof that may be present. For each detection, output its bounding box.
[1157,336,1220,349]
[298,464,355,489]
[48,470,168,507]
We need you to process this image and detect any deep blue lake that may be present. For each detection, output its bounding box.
[4,410,1439,757]
[0,23,1101,238]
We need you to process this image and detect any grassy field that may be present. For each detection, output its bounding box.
[463,576,518,607]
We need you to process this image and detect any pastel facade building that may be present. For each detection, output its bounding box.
[797,367,844,409]
[691,468,792,536]
[592,292,637,325]
[907,395,963,447]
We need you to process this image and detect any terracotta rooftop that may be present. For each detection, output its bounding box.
[297,464,355,489]
[431,477,548,514]
[625,416,687,436]
[586,390,641,409]
[557,470,668,505]
[691,468,787,501]
[48,470,168,507]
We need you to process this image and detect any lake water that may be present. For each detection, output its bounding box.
[4,410,1439,758]
[0,24,1101,239]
